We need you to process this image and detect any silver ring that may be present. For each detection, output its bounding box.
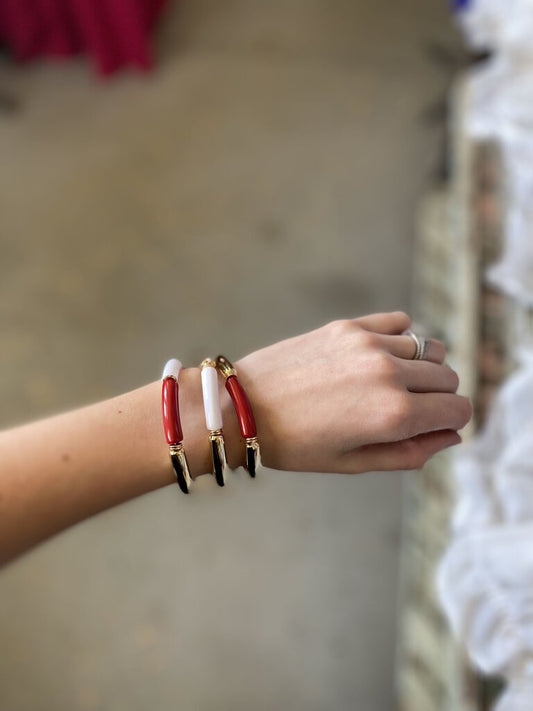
[405,329,429,360]
[418,337,430,361]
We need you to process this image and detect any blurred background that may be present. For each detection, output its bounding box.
[0,2,470,710]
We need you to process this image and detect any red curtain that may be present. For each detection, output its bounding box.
[0,0,169,75]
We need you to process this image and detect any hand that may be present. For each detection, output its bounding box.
[234,312,472,474]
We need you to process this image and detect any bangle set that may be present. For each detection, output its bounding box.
[161,355,261,494]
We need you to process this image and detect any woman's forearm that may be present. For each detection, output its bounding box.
[0,313,473,566]
[0,368,242,565]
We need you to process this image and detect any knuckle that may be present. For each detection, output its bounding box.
[371,350,400,380]
[356,330,380,350]
[327,319,353,337]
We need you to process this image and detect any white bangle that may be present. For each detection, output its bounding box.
[200,359,227,486]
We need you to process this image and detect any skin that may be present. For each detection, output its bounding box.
[0,312,471,566]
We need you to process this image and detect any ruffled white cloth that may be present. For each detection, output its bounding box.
[451,355,533,533]
[437,6,533,709]
[464,58,533,306]
[438,526,533,674]
[457,0,533,307]
[496,678,533,711]
[438,356,533,709]
[456,0,533,56]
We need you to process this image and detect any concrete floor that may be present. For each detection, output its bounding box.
[0,2,462,709]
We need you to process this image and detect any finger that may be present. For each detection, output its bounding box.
[344,430,462,473]
[354,311,411,335]
[406,392,472,436]
[379,335,446,364]
[400,360,460,394]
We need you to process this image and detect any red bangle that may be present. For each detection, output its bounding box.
[215,355,261,477]
[161,359,192,494]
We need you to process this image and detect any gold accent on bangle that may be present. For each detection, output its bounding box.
[169,443,192,494]
[209,430,227,486]
[200,358,217,369]
[245,437,260,478]
[215,355,237,379]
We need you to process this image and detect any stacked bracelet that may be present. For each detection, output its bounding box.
[200,358,227,487]
[215,355,261,477]
[161,355,260,493]
[161,359,192,494]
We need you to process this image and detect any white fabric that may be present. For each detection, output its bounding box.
[457,0,533,308]
[438,356,533,709]
[439,7,533,708]
[457,0,533,56]
[451,356,533,534]
[463,60,533,306]
[495,678,533,711]
[438,525,533,674]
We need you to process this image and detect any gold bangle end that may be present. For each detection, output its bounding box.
[209,431,227,487]
[244,437,260,478]
[169,444,192,493]
[215,355,237,379]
